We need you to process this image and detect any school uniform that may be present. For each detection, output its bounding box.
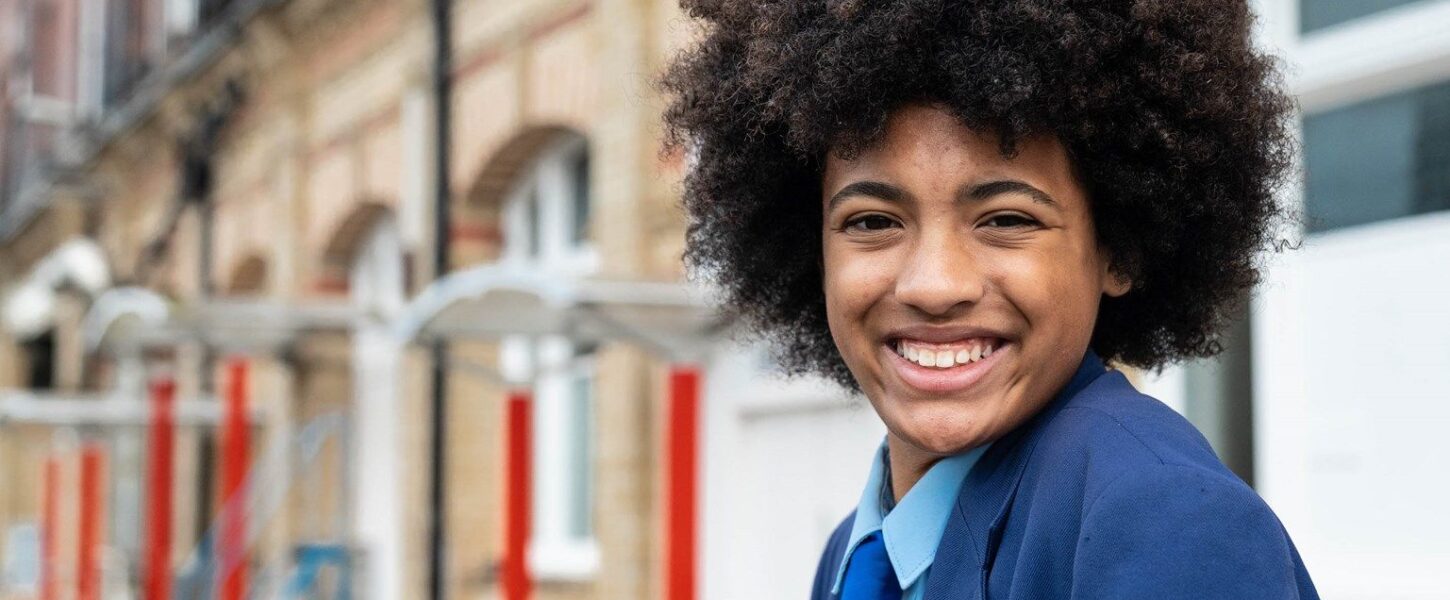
[811,351,1320,599]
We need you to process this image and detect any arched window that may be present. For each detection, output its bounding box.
[500,133,599,579]
[501,134,595,273]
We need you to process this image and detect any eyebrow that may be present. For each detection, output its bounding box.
[826,178,1059,211]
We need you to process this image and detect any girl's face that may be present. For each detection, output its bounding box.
[821,104,1129,457]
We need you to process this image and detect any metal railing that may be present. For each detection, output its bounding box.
[173,411,357,600]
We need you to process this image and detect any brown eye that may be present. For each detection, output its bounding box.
[982,213,1039,229]
[845,214,900,232]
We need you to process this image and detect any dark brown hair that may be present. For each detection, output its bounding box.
[661,0,1295,390]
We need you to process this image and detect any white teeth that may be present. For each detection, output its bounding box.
[894,339,1000,369]
[936,350,955,368]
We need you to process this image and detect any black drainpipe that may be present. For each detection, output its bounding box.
[179,82,242,564]
[428,0,453,598]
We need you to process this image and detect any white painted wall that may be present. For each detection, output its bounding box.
[1137,367,1187,416]
[702,343,885,600]
[1256,213,1450,599]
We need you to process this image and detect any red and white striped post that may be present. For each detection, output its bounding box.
[78,444,106,600]
[40,456,59,600]
[145,377,176,600]
[220,358,250,600]
[502,388,533,600]
[665,364,702,600]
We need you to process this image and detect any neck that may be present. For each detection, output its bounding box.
[885,433,943,503]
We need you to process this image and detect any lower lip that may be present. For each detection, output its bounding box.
[882,341,1007,395]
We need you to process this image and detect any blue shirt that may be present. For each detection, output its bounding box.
[830,439,990,599]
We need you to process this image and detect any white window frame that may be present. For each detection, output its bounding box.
[499,134,601,581]
[523,337,600,580]
[501,135,597,275]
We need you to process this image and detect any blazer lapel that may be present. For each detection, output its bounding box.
[923,352,1107,600]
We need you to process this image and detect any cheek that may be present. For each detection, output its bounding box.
[822,245,892,314]
[989,242,1103,330]
[822,244,897,355]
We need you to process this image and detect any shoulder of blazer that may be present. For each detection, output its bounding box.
[811,511,856,600]
[925,368,1294,599]
[1033,369,1230,484]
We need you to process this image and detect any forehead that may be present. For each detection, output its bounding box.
[822,105,1077,195]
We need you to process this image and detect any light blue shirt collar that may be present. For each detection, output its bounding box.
[831,438,991,595]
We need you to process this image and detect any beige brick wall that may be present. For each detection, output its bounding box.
[0,0,698,597]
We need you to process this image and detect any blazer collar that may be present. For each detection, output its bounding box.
[923,350,1107,599]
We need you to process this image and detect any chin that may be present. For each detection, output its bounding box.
[893,413,994,456]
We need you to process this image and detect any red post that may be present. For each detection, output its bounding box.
[665,365,701,600]
[78,444,106,600]
[40,456,58,600]
[220,358,250,600]
[145,377,176,600]
[502,389,533,600]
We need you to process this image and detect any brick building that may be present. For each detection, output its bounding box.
[0,1,811,598]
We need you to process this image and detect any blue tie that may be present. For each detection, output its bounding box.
[840,532,902,600]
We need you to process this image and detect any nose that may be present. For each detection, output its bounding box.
[893,225,986,317]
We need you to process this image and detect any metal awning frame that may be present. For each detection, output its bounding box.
[393,264,729,368]
[0,390,264,428]
[84,286,362,356]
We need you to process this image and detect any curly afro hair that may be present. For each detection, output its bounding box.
[660,0,1295,391]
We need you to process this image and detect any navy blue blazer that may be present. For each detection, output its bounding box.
[811,353,1319,599]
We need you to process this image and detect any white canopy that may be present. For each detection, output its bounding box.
[392,264,726,359]
[84,287,360,355]
[0,390,261,428]
[3,238,111,339]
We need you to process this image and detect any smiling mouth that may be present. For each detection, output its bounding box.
[890,337,1002,369]
[881,336,1008,395]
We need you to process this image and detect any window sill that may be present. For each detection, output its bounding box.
[527,538,600,582]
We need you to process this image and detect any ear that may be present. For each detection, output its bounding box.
[1093,242,1132,298]
[1102,265,1132,298]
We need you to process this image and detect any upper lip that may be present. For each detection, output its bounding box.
[884,324,1012,344]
